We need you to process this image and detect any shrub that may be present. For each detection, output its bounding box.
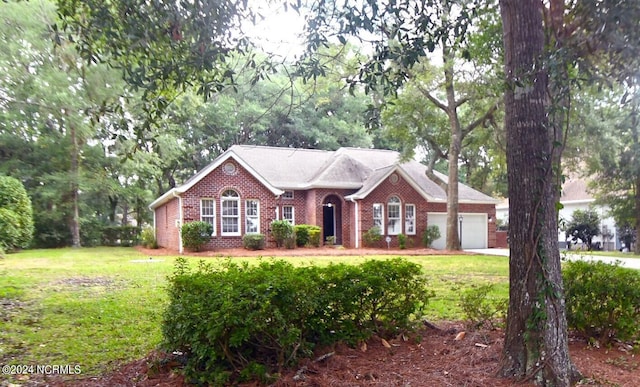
[101,226,140,246]
[362,226,382,247]
[398,233,407,249]
[460,283,507,330]
[80,218,104,247]
[422,225,441,247]
[140,227,158,249]
[181,221,213,252]
[162,257,431,385]
[563,260,640,343]
[242,234,265,250]
[270,220,294,248]
[313,258,433,343]
[308,227,321,247]
[294,224,321,247]
[0,175,34,251]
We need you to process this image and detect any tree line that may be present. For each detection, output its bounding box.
[3,0,640,384]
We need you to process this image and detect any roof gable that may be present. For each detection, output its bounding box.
[149,149,284,209]
[150,145,498,209]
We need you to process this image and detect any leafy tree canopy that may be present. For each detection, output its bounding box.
[564,209,600,250]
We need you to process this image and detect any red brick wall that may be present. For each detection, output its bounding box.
[154,197,180,250]
[358,173,431,248]
[178,160,283,250]
[357,173,497,248]
[153,160,497,251]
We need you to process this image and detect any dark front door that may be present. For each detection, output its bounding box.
[323,204,335,242]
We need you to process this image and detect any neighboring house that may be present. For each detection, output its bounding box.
[149,145,499,252]
[496,176,618,250]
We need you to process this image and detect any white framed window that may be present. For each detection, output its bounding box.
[221,189,240,236]
[405,204,416,235]
[245,199,260,234]
[283,205,295,224]
[387,196,402,235]
[282,191,294,199]
[373,203,384,234]
[200,198,217,236]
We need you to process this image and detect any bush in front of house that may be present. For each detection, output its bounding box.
[242,234,265,250]
[362,226,382,247]
[162,257,431,385]
[270,220,294,248]
[181,221,213,252]
[294,224,321,247]
[422,225,441,248]
[563,260,640,343]
[398,233,407,249]
[308,227,321,247]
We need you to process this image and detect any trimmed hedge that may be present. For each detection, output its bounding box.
[101,225,140,247]
[162,257,431,385]
[563,260,640,343]
[181,221,212,251]
[242,234,265,250]
[270,220,294,248]
[293,224,321,247]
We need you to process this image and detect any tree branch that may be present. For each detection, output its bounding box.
[462,100,501,137]
[415,83,449,113]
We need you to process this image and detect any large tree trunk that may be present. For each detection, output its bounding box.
[443,42,462,251]
[498,0,581,385]
[69,119,81,248]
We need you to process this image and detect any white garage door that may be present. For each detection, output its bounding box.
[427,213,488,249]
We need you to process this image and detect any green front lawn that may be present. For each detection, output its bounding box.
[0,247,509,381]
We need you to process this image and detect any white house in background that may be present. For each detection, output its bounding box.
[496,176,619,250]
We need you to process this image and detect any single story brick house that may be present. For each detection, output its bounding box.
[149,145,499,252]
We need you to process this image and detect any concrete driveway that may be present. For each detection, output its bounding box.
[467,248,640,270]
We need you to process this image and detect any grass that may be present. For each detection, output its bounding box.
[0,247,509,381]
[567,250,640,259]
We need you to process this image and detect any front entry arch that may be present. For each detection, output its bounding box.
[322,195,342,245]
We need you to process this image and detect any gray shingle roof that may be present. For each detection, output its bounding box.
[229,145,496,202]
[150,145,498,209]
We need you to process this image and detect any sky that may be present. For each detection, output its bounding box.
[243,3,308,61]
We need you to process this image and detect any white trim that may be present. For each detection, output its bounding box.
[221,190,241,236]
[200,198,217,236]
[345,165,437,202]
[175,191,184,254]
[405,203,416,235]
[149,150,284,210]
[373,203,384,234]
[245,199,260,234]
[353,199,360,248]
[282,205,295,225]
[387,196,402,235]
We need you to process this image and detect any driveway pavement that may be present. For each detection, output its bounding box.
[467,248,640,270]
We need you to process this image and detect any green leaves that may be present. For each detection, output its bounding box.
[563,209,601,250]
[564,260,640,343]
[163,258,431,384]
[0,175,34,251]
[180,221,213,252]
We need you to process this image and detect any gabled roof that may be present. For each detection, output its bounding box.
[150,145,498,209]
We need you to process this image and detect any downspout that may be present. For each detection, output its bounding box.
[350,197,359,249]
[173,191,184,254]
